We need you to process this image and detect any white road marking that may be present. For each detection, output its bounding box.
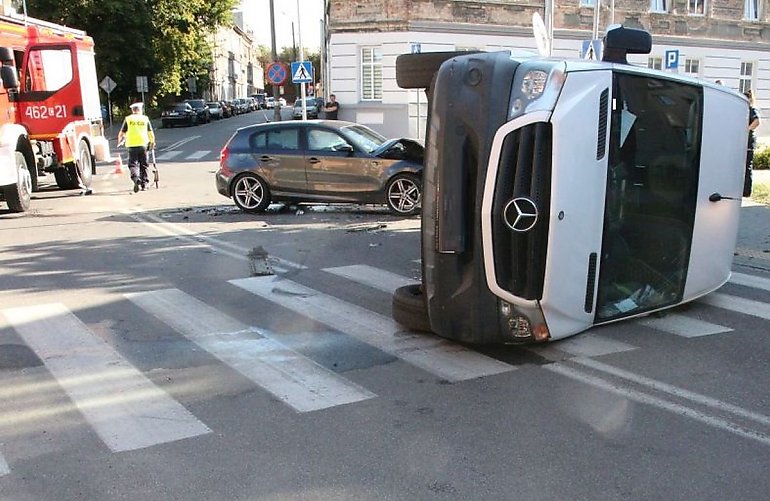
[126,289,375,412]
[161,136,199,152]
[729,272,770,292]
[186,150,210,160]
[699,292,770,321]
[530,333,636,358]
[323,265,415,293]
[0,451,9,476]
[637,313,732,338]
[123,210,306,273]
[155,150,182,161]
[2,304,211,452]
[572,357,770,427]
[546,363,770,447]
[229,276,514,382]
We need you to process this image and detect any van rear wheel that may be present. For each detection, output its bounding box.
[392,284,432,332]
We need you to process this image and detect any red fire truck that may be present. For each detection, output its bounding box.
[0,9,110,212]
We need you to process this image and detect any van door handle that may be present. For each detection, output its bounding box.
[308,157,321,164]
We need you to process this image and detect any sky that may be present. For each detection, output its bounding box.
[239,0,324,53]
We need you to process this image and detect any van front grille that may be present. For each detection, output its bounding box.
[491,122,552,300]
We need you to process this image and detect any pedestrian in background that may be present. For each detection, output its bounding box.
[118,102,155,192]
[744,89,760,197]
[324,94,339,120]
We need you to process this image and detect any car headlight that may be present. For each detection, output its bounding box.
[508,61,566,120]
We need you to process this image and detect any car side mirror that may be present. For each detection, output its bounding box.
[334,144,354,154]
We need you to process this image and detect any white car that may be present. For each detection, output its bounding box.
[392,25,749,344]
[265,97,275,109]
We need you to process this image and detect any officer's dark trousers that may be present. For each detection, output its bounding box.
[128,146,149,186]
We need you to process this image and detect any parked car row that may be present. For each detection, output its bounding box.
[161,97,265,128]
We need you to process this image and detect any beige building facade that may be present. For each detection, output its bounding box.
[208,14,264,101]
[324,0,768,139]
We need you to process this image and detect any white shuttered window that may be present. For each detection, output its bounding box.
[361,47,383,101]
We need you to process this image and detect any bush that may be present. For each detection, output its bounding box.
[753,146,770,170]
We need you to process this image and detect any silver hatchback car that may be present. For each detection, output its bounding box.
[216,120,425,215]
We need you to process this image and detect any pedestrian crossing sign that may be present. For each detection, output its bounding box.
[291,61,313,83]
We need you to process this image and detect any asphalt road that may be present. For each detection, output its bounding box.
[1,112,769,500]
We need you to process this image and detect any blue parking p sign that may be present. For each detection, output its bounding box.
[665,50,680,70]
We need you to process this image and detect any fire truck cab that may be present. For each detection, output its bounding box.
[0,9,110,212]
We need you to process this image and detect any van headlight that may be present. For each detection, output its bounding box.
[509,61,566,120]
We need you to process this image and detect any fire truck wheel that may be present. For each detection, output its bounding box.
[4,151,32,213]
[395,51,477,89]
[77,141,93,187]
[392,284,432,333]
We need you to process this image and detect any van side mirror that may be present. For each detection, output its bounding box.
[602,25,652,64]
[1,65,19,90]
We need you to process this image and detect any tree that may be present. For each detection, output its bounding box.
[26,0,236,107]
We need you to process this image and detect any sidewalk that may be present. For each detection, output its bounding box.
[735,169,770,270]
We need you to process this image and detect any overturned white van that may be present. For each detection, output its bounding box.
[392,26,749,344]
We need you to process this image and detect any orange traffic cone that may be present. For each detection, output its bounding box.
[113,156,123,174]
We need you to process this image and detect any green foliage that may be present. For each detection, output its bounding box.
[26,0,236,106]
[752,178,770,205]
[752,146,770,170]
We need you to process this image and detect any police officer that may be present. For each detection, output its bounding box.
[118,102,155,192]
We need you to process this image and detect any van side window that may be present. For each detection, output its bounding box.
[596,73,702,321]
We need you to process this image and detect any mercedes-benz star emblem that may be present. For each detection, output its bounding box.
[503,197,539,233]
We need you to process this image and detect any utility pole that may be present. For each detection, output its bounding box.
[297,0,307,120]
[269,0,281,121]
[292,22,299,100]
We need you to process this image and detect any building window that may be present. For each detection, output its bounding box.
[684,58,700,76]
[745,0,760,20]
[650,0,667,12]
[361,47,383,101]
[688,0,706,15]
[740,62,754,94]
[648,57,662,70]
[580,0,596,6]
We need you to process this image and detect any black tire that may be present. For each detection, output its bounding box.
[54,166,78,189]
[385,173,421,216]
[395,51,474,89]
[232,173,271,213]
[392,284,431,332]
[77,140,93,188]
[3,151,32,212]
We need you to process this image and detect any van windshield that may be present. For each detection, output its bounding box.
[595,73,702,321]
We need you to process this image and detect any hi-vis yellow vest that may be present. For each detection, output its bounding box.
[124,114,153,147]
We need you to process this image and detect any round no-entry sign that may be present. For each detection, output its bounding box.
[266,62,288,86]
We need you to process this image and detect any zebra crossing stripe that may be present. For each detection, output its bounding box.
[637,313,732,338]
[529,333,636,358]
[0,451,9,476]
[2,304,211,452]
[229,276,514,382]
[126,289,375,412]
[186,150,210,160]
[700,292,770,321]
[730,272,770,292]
[323,265,416,293]
[155,150,182,161]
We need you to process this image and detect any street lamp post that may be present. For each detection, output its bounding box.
[297,0,307,120]
[269,0,281,122]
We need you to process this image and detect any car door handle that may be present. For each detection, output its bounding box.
[260,155,274,162]
[308,157,321,164]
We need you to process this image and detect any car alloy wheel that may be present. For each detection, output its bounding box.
[232,173,271,213]
[386,174,421,216]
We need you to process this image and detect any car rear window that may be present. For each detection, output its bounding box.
[250,128,300,151]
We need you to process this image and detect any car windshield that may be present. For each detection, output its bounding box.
[171,104,188,111]
[187,100,204,108]
[339,124,388,153]
[207,102,220,108]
